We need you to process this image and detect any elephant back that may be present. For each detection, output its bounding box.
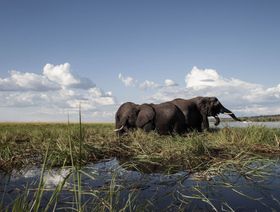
[152,102,186,135]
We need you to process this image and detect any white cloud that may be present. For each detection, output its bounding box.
[88,87,103,97]
[139,80,160,90]
[3,64,280,122]
[0,63,116,122]
[145,66,280,116]
[185,66,259,91]
[164,79,178,87]
[0,71,59,91]
[0,63,95,92]
[186,66,225,89]
[43,63,78,86]
[139,79,178,89]
[92,111,115,119]
[43,63,95,89]
[184,66,267,105]
[118,73,137,87]
[118,73,178,90]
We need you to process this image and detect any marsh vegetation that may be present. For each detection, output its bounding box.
[1,122,280,211]
[1,123,280,173]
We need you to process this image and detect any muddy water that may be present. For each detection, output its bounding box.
[1,158,280,211]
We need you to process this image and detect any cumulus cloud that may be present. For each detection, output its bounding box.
[0,63,116,121]
[185,66,280,106]
[63,87,115,111]
[118,73,178,90]
[0,63,95,92]
[138,79,178,90]
[43,63,79,86]
[139,80,160,90]
[118,73,137,87]
[43,63,95,89]
[164,79,178,87]
[145,66,280,116]
[0,71,59,91]
[92,110,115,119]
[3,64,280,122]
[185,66,259,91]
[186,66,225,89]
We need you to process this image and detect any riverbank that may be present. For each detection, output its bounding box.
[1,123,280,174]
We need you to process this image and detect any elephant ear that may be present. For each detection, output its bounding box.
[136,105,155,128]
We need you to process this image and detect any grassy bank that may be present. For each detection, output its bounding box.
[1,123,280,174]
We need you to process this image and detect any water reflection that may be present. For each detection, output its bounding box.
[1,158,280,211]
[9,168,71,188]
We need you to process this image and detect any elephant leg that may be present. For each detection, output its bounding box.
[174,121,186,134]
[142,121,154,132]
[188,118,202,132]
[201,115,209,131]
[193,125,202,132]
[155,124,171,135]
[174,123,181,134]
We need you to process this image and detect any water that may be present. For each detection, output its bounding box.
[1,158,280,211]
[212,121,280,128]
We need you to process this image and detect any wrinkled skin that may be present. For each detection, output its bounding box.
[170,96,241,132]
[115,102,186,135]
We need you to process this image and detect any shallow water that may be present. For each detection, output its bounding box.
[212,121,280,128]
[1,158,280,211]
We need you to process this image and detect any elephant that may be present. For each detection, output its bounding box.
[114,102,139,135]
[170,96,241,132]
[114,102,186,135]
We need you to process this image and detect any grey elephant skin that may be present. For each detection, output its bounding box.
[115,102,186,135]
[115,102,138,135]
[170,96,241,132]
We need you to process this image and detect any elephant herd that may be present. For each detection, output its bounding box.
[115,96,241,136]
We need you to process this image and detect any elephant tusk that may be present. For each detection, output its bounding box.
[114,125,124,132]
[223,112,233,115]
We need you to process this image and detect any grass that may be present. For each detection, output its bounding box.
[0,123,280,174]
[1,122,280,211]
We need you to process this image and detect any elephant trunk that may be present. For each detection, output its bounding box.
[214,116,220,126]
[220,106,241,121]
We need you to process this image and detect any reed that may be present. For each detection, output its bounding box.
[1,122,279,211]
[1,123,280,173]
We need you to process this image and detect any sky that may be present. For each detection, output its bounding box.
[0,0,280,122]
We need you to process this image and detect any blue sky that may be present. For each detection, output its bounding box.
[0,1,280,122]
